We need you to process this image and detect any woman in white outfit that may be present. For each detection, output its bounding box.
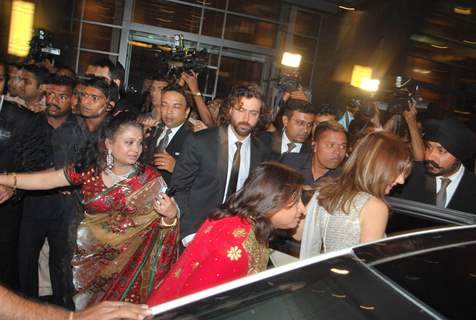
[296,131,413,259]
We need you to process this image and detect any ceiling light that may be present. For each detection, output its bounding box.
[412,68,431,74]
[338,5,356,11]
[431,44,448,49]
[454,6,472,15]
[281,52,302,68]
[360,78,380,92]
[463,40,476,45]
[350,65,373,88]
[8,0,35,57]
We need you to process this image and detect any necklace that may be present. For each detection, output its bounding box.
[105,166,136,185]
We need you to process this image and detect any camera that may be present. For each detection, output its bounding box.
[387,76,418,115]
[27,29,61,63]
[277,72,301,92]
[154,34,208,81]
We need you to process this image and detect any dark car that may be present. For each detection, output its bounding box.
[150,198,476,319]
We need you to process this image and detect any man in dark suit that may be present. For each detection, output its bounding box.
[260,99,315,160]
[144,85,193,185]
[280,120,347,185]
[171,84,271,240]
[0,95,51,289]
[394,118,476,213]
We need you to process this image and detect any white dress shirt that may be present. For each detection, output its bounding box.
[155,122,185,148]
[281,131,302,154]
[222,125,251,203]
[435,164,465,207]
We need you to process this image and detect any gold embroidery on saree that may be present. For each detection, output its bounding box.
[242,228,268,275]
[227,246,242,261]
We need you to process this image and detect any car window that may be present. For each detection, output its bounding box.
[152,255,435,319]
[385,197,476,236]
[372,241,476,319]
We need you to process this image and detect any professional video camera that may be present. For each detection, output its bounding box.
[27,29,61,63]
[387,76,419,115]
[277,71,302,92]
[154,34,207,81]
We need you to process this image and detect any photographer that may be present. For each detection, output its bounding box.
[178,70,214,128]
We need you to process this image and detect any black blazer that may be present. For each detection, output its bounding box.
[258,130,312,161]
[393,161,476,214]
[144,122,193,185]
[0,101,52,173]
[171,126,271,237]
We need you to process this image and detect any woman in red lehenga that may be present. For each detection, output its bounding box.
[147,162,305,306]
[0,112,179,310]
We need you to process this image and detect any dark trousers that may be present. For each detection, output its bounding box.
[0,200,22,289]
[18,192,78,310]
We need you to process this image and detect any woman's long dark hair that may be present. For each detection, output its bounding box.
[209,162,304,244]
[74,111,144,174]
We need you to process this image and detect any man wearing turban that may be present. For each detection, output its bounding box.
[394,118,476,213]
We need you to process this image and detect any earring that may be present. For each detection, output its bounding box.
[106,149,114,169]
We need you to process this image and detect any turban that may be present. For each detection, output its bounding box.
[424,118,476,160]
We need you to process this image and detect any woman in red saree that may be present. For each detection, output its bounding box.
[147,162,305,306]
[0,112,179,310]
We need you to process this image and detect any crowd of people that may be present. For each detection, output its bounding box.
[0,55,475,319]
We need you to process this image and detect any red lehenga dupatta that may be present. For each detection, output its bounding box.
[72,175,178,310]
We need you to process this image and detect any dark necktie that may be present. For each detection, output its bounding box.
[287,142,296,153]
[225,141,242,200]
[436,178,451,208]
[157,128,172,152]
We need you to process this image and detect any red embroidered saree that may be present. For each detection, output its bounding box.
[64,166,178,310]
[147,215,268,306]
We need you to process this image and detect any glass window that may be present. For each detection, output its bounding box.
[202,9,224,38]
[133,0,202,34]
[300,61,313,87]
[62,21,81,70]
[198,67,217,96]
[225,15,277,48]
[292,10,321,37]
[80,23,121,53]
[73,0,83,19]
[217,53,263,98]
[78,51,118,75]
[196,43,221,66]
[228,0,281,20]
[180,0,226,10]
[287,34,316,62]
[83,0,124,25]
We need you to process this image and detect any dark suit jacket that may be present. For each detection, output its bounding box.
[0,100,52,244]
[393,161,476,214]
[144,122,193,185]
[171,126,271,237]
[258,130,312,161]
[279,152,340,185]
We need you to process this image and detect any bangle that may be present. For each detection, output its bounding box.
[160,216,177,227]
[69,311,74,320]
[11,172,17,190]
[192,92,202,97]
